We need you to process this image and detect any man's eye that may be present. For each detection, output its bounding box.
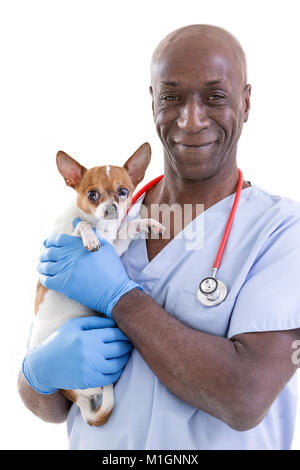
[118,187,129,199]
[87,190,100,201]
[208,95,223,101]
[163,96,179,101]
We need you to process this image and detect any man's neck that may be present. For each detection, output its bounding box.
[144,161,249,211]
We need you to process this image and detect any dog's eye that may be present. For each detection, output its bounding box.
[118,188,129,199]
[87,190,100,201]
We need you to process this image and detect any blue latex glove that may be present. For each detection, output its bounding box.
[38,232,142,318]
[22,316,132,394]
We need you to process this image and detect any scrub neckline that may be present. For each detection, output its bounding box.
[128,184,255,267]
[129,184,254,223]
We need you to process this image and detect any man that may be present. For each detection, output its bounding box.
[18,24,300,450]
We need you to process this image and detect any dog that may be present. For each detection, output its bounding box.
[30,142,164,426]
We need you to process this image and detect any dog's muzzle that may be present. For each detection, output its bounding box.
[104,203,118,219]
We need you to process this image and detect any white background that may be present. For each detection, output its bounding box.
[0,0,299,450]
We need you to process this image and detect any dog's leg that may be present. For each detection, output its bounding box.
[73,384,114,427]
[114,218,165,256]
[73,221,100,252]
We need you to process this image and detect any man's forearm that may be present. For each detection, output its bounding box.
[17,369,71,423]
[111,288,265,430]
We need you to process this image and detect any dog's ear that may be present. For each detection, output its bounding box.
[123,142,151,188]
[56,151,87,189]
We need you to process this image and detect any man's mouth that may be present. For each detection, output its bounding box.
[176,141,216,148]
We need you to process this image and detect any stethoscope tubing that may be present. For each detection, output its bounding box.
[128,170,243,267]
[128,169,244,307]
[212,168,243,269]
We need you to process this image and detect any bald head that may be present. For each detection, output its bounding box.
[150,24,247,90]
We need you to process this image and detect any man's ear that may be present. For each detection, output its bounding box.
[149,86,154,116]
[56,151,87,189]
[243,84,251,123]
[123,142,151,188]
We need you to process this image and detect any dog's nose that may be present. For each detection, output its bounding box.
[104,203,118,219]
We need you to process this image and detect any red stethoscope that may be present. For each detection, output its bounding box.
[128,168,244,306]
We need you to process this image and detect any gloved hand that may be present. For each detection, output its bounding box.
[22,316,132,394]
[38,232,142,317]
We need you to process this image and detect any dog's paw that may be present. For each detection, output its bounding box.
[83,235,101,252]
[140,218,166,234]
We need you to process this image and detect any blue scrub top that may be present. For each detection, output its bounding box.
[67,184,300,450]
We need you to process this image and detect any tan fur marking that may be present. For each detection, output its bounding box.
[61,389,113,426]
[34,280,48,315]
[61,389,78,403]
[87,408,113,427]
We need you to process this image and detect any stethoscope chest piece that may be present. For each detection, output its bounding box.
[197,276,228,307]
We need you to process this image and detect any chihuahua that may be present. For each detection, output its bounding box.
[30,142,164,426]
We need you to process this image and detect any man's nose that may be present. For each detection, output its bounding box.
[177,99,210,133]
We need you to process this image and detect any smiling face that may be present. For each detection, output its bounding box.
[150,25,251,181]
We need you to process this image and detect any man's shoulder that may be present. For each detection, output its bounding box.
[249,184,300,218]
[245,185,300,246]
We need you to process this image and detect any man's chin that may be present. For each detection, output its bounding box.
[166,150,218,179]
[171,161,215,181]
